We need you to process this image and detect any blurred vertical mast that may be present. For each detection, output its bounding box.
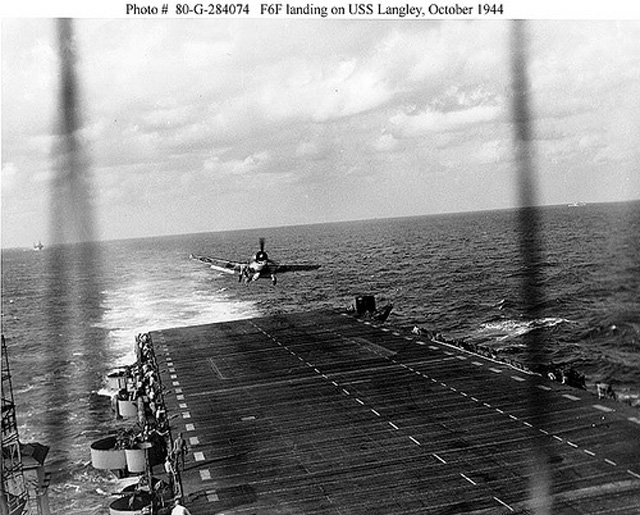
[510,20,552,514]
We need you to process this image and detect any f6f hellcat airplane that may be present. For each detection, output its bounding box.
[190,238,320,285]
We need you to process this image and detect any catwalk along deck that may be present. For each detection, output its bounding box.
[152,310,640,514]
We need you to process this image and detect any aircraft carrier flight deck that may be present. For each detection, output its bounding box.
[152,309,640,514]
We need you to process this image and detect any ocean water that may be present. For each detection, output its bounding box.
[1,201,639,513]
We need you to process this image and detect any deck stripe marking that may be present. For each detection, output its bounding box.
[194,451,205,461]
[471,361,483,366]
[356,398,364,405]
[593,404,614,412]
[371,409,381,417]
[536,385,551,391]
[540,429,549,435]
[523,422,532,428]
[170,374,177,379]
[189,436,199,445]
[433,453,447,464]
[460,473,476,485]
[509,415,518,421]
[175,388,182,394]
[409,436,421,446]
[179,403,188,409]
[511,376,525,382]
[567,441,578,448]
[605,459,617,466]
[493,497,515,512]
[627,470,640,479]
[199,469,211,480]
[553,435,563,442]
[628,417,640,425]
[182,412,191,419]
[172,381,180,386]
[389,422,399,430]
[584,450,595,456]
[185,423,195,431]
[471,397,479,402]
[563,394,580,401]
[342,389,350,396]
[495,408,504,414]
[176,394,185,401]
[489,368,502,374]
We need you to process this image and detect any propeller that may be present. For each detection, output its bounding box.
[255,237,269,262]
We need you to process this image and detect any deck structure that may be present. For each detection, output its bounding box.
[152,310,640,514]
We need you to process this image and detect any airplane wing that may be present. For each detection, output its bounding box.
[190,254,243,274]
[273,263,321,273]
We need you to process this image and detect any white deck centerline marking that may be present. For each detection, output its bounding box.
[536,385,551,391]
[409,436,421,446]
[460,473,476,485]
[389,422,399,430]
[628,417,640,425]
[593,404,614,413]
[584,450,595,456]
[627,470,640,479]
[563,394,580,401]
[489,368,502,374]
[605,459,617,466]
[433,453,446,464]
[511,376,525,382]
[371,409,381,417]
[493,497,515,512]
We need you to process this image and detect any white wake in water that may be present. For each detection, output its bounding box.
[477,317,571,342]
[95,276,259,367]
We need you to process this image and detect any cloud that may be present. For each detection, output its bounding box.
[390,104,503,139]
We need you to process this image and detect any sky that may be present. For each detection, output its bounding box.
[2,12,640,247]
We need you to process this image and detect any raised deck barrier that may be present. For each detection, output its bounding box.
[152,309,640,514]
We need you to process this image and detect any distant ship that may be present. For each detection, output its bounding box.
[568,201,587,207]
[33,241,44,251]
